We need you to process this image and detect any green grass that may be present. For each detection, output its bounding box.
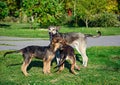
[0,46,120,85]
[0,28,49,38]
[0,23,120,38]
[60,26,120,36]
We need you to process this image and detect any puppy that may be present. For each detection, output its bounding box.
[4,36,64,76]
[55,40,80,74]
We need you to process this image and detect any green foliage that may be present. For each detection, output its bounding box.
[22,0,65,27]
[0,1,9,19]
[76,0,107,27]
[38,0,65,27]
[0,46,120,84]
[90,12,120,27]
[0,0,120,27]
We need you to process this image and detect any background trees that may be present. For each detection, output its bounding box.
[0,0,120,27]
[0,1,9,19]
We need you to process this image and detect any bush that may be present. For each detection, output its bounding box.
[39,14,57,27]
[39,13,66,28]
[3,16,19,23]
[0,1,9,19]
[89,12,120,27]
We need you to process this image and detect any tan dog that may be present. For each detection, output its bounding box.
[4,36,64,76]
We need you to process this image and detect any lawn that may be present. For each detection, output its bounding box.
[0,23,120,84]
[0,23,120,39]
[0,46,120,85]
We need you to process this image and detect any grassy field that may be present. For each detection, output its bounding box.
[0,46,120,85]
[0,23,120,84]
[0,23,120,38]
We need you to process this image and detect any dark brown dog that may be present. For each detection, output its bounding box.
[4,37,64,76]
[55,41,80,74]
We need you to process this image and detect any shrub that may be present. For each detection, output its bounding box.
[0,1,9,19]
[39,13,66,28]
[89,12,120,27]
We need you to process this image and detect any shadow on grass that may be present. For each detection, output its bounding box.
[7,63,22,67]
[52,54,82,73]
[0,81,17,85]
[76,54,82,64]
[6,54,83,73]
[0,23,11,28]
[104,56,120,72]
[7,60,43,71]
[27,60,43,71]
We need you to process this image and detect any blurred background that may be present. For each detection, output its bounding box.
[0,0,120,28]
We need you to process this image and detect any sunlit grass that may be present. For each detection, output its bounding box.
[0,23,120,39]
[0,46,120,85]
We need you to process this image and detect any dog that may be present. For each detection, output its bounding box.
[48,26,101,67]
[54,40,80,74]
[4,36,64,76]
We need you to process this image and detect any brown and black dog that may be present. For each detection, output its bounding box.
[4,36,64,76]
[55,40,80,74]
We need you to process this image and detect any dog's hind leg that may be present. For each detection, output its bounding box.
[75,64,80,70]
[69,56,77,74]
[58,64,64,72]
[21,54,32,76]
[74,41,88,67]
[74,56,80,70]
[79,45,88,67]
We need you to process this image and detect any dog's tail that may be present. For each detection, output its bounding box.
[85,31,101,38]
[3,50,21,58]
[54,56,66,69]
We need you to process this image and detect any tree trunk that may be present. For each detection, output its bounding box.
[85,18,89,28]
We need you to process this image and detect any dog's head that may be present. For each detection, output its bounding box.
[51,36,65,52]
[48,26,60,35]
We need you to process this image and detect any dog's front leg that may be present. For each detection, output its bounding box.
[47,61,51,74]
[43,59,52,74]
[56,50,60,66]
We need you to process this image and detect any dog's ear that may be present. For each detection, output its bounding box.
[62,39,67,45]
[48,26,52,30]
[56,26,60,30]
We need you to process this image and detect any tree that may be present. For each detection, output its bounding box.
[106,0,119,13]
[1,0,20,17]
[0,1,9,19]
[21,0,65,27]
[76,0,107,28]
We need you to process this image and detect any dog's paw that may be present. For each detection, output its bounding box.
[74,72,79,75]
[24,73,29,76]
